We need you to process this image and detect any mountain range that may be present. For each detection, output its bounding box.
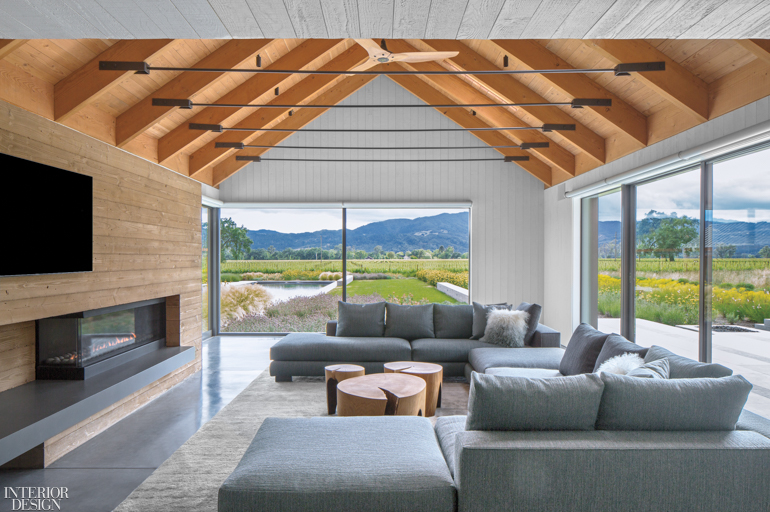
[246,212,470,253]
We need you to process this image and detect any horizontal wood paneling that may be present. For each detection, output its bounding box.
[218,76,545,307]
[0,100,202,464]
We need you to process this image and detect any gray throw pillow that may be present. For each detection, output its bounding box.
[384,303,435,341]
[596,373,752,431]
[626,358,670,379]
[470,302,511,340]
[559,323,610,376]
[515,302,542,346]
[644,345,732,379]
[593,333,648,372]
[466,372,604,431]
[434,304,473,339]
[336,301,386,337]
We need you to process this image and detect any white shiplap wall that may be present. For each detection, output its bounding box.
[544,95,770,339]
[219,76,546,308]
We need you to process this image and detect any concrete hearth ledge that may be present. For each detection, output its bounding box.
[0,345,195,466]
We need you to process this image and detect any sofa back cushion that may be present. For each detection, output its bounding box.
[384,303,435,341]
[470,302,511,340]
[559,323,610,376]
[433,304,473,339]
[593,333,648,372]
[336,301,386,337]
[644,345,732,379]
[515,302,542,346]
[466,372,604,431]
[597,373,752,431]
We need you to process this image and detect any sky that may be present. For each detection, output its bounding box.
[598,147,770,223]
[219,208,468,233]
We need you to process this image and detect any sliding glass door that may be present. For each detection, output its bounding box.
[202,206,212,337]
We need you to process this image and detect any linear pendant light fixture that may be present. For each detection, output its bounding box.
[100,61,664,77]
[235,156,530,162]
[153,98,611,110]
[191,123,575,133]
[216,142,550,150]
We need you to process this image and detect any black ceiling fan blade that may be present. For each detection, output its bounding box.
[380,39,388,52]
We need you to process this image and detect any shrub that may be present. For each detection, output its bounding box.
[221,273,243,282]
[220,284,272,327]
[415,269,469,288]
[386,293,430,305]
[282,269,322,281]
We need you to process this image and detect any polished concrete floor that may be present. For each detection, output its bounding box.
[0,336,279,512]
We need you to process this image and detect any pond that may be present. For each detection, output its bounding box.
[254,281,335,303]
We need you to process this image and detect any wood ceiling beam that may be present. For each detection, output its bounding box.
[54,39,174,123]
[389,74,554,186]
[159,39,345,164]
[0,40,28,60]
[189,44,368,178]
[407,39,605,168]
[383,41,575,176]
[115,39,274,148]
[488,39,648,148]
[587,40,709,123]
[210,71,380,187]
[735,39,770,67]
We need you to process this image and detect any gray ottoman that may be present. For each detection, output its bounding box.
[219,416,457,512]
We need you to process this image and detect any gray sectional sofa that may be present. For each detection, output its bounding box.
[269,302,562,382]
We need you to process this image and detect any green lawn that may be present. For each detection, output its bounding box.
[330,278,460,304]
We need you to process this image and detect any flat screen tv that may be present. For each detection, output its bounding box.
[1,152,93,276]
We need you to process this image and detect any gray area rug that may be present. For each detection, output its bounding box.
[114,372,469,511]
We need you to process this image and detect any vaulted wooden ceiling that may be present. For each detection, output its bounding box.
[1,37,769,188]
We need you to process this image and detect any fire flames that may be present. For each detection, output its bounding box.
[88,333,137,357]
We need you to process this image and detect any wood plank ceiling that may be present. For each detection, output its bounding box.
[0,36,769,188]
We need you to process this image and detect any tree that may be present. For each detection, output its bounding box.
[220,218,252,260]
[372,245,383,258]
[714,244,737,259]
[759,246,770,259]
[386,251,396,259]
[639,217,697,261]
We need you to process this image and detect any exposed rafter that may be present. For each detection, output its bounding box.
[158,39,345,164]
[488,39,648,148]
[588,40,709,123]
[0,40,27,60]
[736,39,770,67]
[188,44,368,178]
[54,40,174,123]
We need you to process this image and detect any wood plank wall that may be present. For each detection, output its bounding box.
[0,100,202,464]
[217,76,546,307]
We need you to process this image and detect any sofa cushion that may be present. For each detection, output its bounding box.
[644,345,732,379]
[469,347,564,373]
[384,303,434,341]
[559,323,610,376]
[219,417,456,512]
[485,367,563,378]
[270,332,411,362]
[434,415,466,478]
[337,301,386,337]
[515,302,542,346]
[411,338,496,363]
[470,302,511,340]
[466,372,604,431]
[627,358,670,379]
[593,333,649,372]
[597,373,752,431]
[434,304,473,339]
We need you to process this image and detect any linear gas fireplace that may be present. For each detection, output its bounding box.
[36,298,166,380]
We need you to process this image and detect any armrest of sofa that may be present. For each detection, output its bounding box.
[453,430,770,512]
[530,323,560,348]
[326,321,337,337]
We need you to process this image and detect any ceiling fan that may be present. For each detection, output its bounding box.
[349,39,459,74]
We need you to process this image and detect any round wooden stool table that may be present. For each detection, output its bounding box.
[384,362,443,417]
[336,373,426,417]
[324,364,365,415]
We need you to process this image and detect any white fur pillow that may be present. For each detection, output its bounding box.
[481,309,530,348]
[597,353,644,375]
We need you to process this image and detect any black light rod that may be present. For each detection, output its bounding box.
[192,123,575,133]
[101,61,664,77]
[217,142,550,150]
[153,98,611,109]
[236,157,529,162]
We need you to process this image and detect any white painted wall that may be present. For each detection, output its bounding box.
[219,76,546,309]
[544,96,770,340]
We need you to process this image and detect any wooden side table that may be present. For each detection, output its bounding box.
[336,373,426,417]
[324,364,365,415]
[384,362,443,417]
